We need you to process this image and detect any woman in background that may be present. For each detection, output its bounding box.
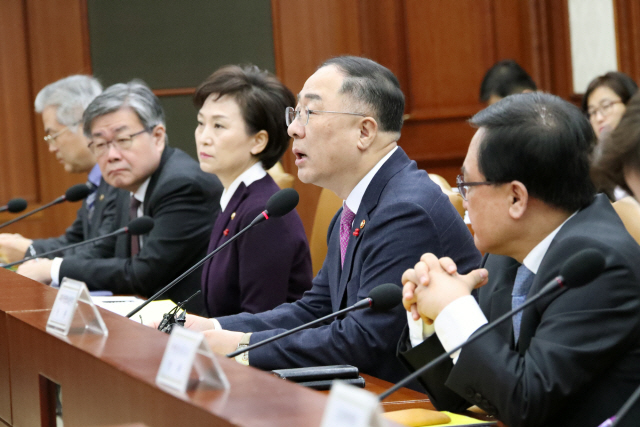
[194,65,312,317]
[583,71,638,198]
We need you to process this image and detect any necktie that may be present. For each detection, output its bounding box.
[339,205,356,268]
[512,264,535,343]
[129,196,142,256]
[85,181,98,220]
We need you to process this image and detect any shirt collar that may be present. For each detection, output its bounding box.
[522,211,577,274]
[220,162,267,212]
[87,164,102,187]
[131,177,151,204]
[344,146,398,214]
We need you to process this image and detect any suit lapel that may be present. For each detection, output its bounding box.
[484,256,520,347]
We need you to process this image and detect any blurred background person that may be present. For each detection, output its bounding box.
[194,65,312,317]
[479,59,537,106]
[0,75,123,263]
[583,71,638,199]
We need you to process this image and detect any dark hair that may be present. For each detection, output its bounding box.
[470,92,596,212]
[321,56,405,134]
[479,60,537,103]
[591,91,640,195]
[194,65,295,169]
[582,71,638,113]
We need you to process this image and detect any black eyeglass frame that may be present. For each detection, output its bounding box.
[456,174,495,201]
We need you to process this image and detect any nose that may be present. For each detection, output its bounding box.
[105,142,122,162]
[462,198,469,211]
[288,119,305,139]
[48,142,57,153]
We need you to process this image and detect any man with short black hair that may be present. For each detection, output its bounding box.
[479,59,537,105]
[183,56,480,385]
[401,92,640,427]
[18,81,223,314]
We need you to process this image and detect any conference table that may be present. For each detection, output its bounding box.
[0,268,496,427]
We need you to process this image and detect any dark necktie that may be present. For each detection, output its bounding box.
[512,264,535,343]
[129,196,142,256]
[85,181,98,220]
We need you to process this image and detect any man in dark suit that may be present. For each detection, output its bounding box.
[18,81,222,314]
[0,75,123,262]
[400,93,640,427]
[184,56,480,384]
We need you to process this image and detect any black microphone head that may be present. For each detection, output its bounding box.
[560,248,606,289]
[65,184,93,202]
[7,198,27,213]
[265,188,299,218]
[127,216,155,235]
[368,283,402,311]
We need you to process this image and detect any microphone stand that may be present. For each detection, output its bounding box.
[0,196,66,230]
[125,213,268,318]
[598,383,640,427]
[378,278,566,400]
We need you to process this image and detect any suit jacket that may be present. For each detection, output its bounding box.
[59,146,223,314]
[31,179,124,258]
[201,174,312,317]
[218,148,481,384]
[399,194,640,427]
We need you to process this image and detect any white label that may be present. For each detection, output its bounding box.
[47,279,83,335]
[156,327,203,393]
[321,381,386,427]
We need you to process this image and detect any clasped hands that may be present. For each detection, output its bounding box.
[402,253,489,324]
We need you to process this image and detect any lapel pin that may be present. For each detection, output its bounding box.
[360,220,366,229]
[223,229,229,236]
[99,194,105,201]
[231,212,236,220]
[353,228,360,237]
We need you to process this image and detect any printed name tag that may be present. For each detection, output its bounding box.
[321,381,385,427]
[46,278,108,336]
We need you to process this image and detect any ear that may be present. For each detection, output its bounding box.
[151,124,166,151]
[508,181,528,219]
[356,117,378,151]
[250,130,269,155]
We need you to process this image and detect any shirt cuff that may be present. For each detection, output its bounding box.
[406,311,436,348]
[211,318,222,330]
[434,295,487,363]
[50,257,63,287]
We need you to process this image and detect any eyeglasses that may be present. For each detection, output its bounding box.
[43,127,70,145]
[285,106,366,126]
[88,128,150,157]
[456,175,494,201]
[587,100,623,120]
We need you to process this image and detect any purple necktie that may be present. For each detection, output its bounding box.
[129,196,142,256]
[339,204,356,268]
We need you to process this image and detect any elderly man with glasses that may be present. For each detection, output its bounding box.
[18,81,223,315]
[0,75,125,263]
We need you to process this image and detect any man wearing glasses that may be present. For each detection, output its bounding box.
[181,56,480,385]
[0,75,124,263]
[18,81,222,315]
[400,93,640,427]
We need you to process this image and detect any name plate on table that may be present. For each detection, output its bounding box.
[46,278,108,336]
[321,381,385,427]
[156,326,229,394]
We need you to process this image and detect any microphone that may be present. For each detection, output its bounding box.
[125,188,300,318]
[2,216,154,268]
[0,198,27,213]
[0,184,93,230]
[226,283,403,358]
[378,248,606,400]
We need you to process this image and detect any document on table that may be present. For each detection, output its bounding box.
[92,296,177,323]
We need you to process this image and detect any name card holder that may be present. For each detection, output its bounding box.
[321,381,386,427]
[156,326,229,394]
[46,278,108,336]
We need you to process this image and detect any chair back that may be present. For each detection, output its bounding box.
[267,163,295,189]
[613,196,640,245]
[310,188,343,276]
[429,174,464,218]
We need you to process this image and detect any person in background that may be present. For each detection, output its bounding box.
[583,71,638,199]
[479,59,537,106]
[400,92,640,427]
[0,75,123,263]
[17,81,222,314]
[194,65,312,317]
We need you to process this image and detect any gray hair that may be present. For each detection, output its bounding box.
[34,75,102,133]
[83,80,165,140]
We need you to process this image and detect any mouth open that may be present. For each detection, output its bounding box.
[293,148,307,161]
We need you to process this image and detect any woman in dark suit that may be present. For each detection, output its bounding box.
[194,65,312,317]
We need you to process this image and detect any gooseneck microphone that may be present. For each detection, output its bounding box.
[0,198,28,213]
[226,283,403,358]
[378,248,606,401]
[125,188,300,319]
[0,184,92,230]
[2,216,154,268]
[597,384,640,426]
